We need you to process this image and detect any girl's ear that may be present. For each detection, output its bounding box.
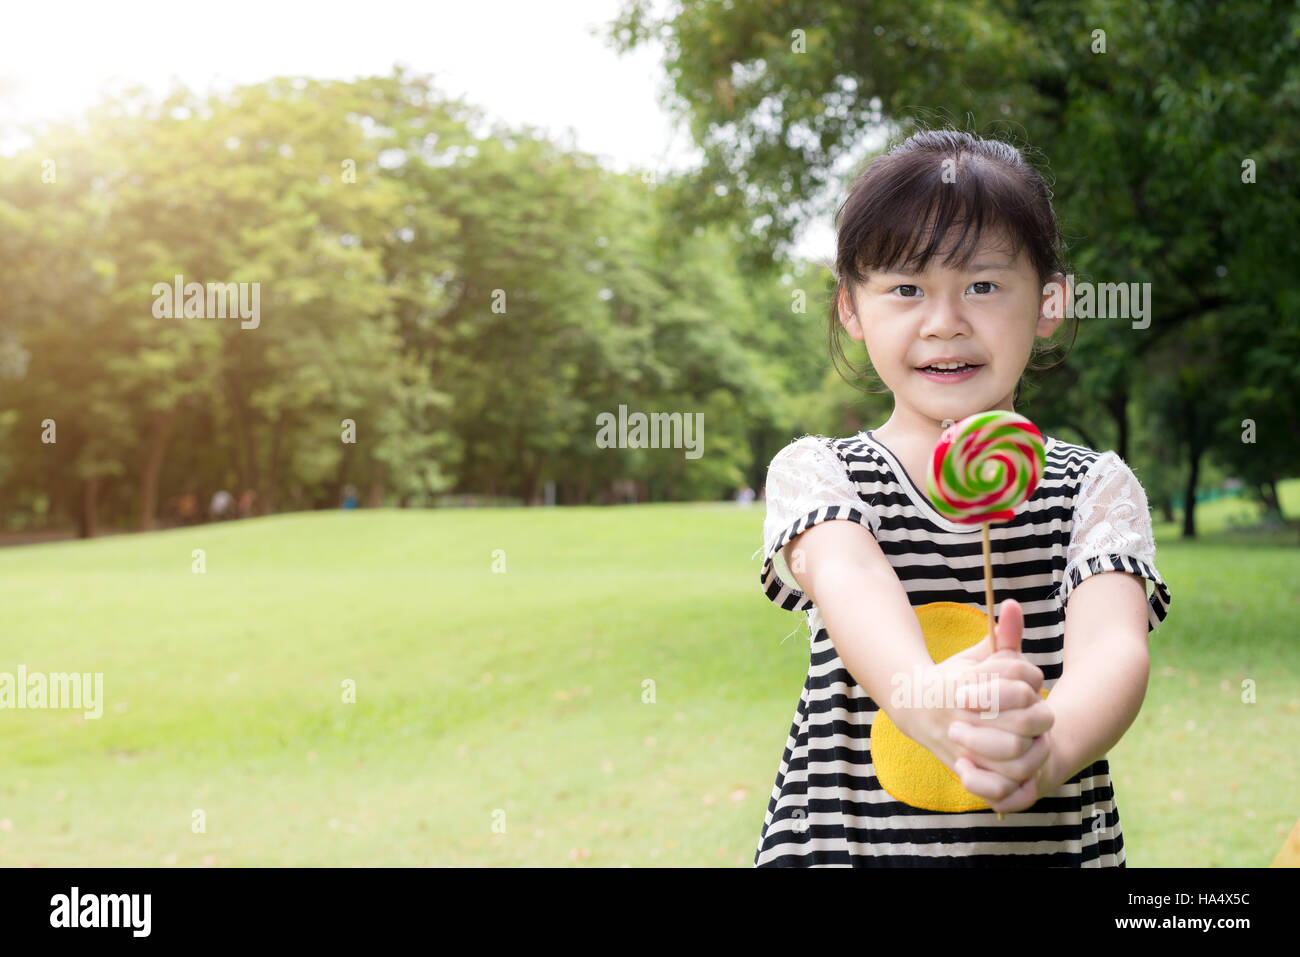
[838,283,864,341]
[1035,271,1069,337]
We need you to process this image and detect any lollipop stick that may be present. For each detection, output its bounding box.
[980,521,996,645]
[980,520,1005,821]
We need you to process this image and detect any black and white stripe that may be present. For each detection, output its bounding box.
[754,431,1171,867]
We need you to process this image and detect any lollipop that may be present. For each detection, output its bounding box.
[926,411,1045,524]
[925,410,1045,617]
[926,410,1045,818]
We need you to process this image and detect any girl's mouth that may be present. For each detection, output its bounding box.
[917,363,983,382]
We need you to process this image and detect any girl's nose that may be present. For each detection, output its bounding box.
[919,289,970,335]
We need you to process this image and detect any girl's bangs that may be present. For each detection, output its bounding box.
[852,161,1032,279]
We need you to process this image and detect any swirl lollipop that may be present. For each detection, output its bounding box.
[926,410,1044,818]
[927,411,1045,524]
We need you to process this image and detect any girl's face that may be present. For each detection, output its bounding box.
[838,231,1066,427]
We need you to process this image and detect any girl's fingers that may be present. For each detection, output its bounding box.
[966,678,1039,713]
[983,656,1045,694]
[956,757,1041,815]
[954,757,1019,804]
[994,699,1054,737]
[955,696,1054,735]
[956,657,1045,702]
[989,773,1041,816]
[953,726,1051,779]
[950,721,1030,761]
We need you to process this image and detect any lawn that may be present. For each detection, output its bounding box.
[0,485,1295,866]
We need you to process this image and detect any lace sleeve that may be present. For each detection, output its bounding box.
[1055,451,1172,632]
[759,435,879,612]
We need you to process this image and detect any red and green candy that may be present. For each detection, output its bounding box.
[926,411,1046,524]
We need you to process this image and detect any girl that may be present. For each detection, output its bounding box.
[754,128,1173,867]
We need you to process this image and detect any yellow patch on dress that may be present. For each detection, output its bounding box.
[871,601,1049,812]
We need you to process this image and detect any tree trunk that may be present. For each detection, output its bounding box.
[1181,453,1199,537]
[1065,421,1100,451]
[1267,479,1285,520]
[241,403,260,503]
[224,367,251,491]
[334,440,355,506]
[140,407,177,531]
[369,460,386,508]
[1180,390,1206,538]
[1258,479,1283,520]
[524,458,544,506]
[264,416,284,515]
[46,449,61,530]
[79,474,99,539]
[1105,385,1129,461]
[1181,400,1200,538]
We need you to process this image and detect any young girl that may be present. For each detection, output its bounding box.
[755,128,1173,867]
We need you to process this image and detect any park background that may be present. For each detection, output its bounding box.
[0,0,1296,865]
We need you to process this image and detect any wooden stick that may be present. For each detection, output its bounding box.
[981,520,1004,821]
[981,521,996,644]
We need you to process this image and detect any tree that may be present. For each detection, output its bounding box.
[608,0,1300,529]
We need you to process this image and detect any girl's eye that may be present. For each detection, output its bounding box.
[888,282,996,297]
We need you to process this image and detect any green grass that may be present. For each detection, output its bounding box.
[0,488,1295,867]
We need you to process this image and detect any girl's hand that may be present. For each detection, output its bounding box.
[906,599,1055,814]
[922,674,1054,814]
[951,707,1055,814]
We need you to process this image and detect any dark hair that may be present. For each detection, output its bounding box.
[828,127,1076,405]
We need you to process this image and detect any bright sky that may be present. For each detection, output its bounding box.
[0,0,834,259]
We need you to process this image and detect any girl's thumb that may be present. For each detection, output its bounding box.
[994,598,1024,656]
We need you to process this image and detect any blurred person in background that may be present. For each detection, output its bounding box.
[210,489,234,522]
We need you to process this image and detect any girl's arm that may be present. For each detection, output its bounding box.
[1035,570,1151,799]
[1036,451,1166,800]
[781,519,1043,780]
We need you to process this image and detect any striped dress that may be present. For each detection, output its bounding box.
[754,429,1173,867]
